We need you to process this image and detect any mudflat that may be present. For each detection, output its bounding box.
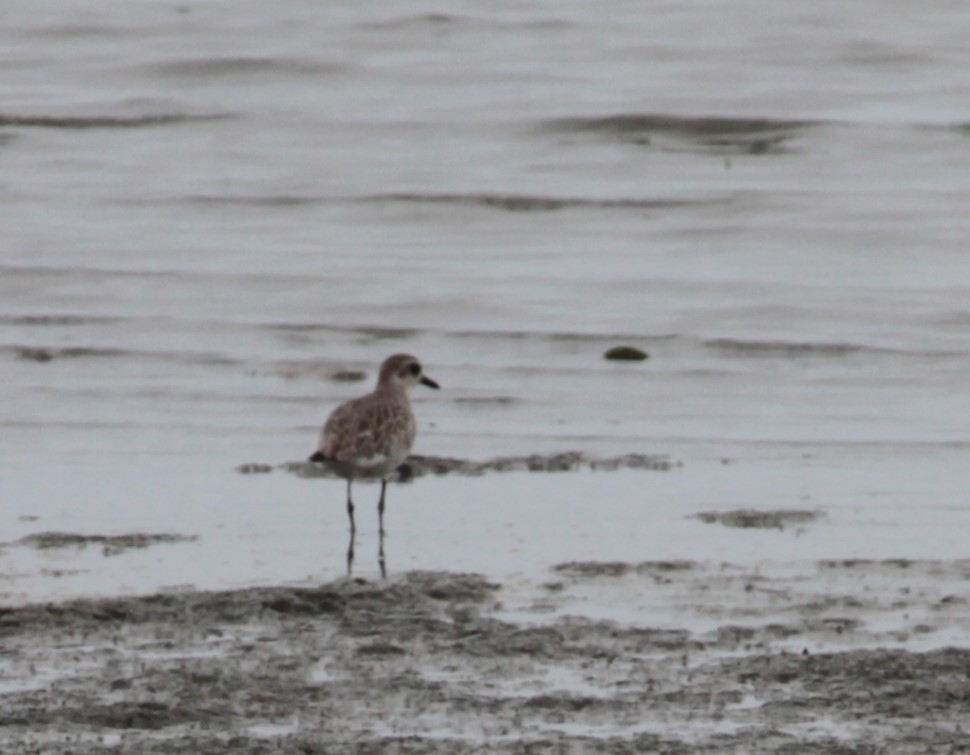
[3,558,970,753]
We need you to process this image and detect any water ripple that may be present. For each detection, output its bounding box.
[544,112,819,154]
[0,112,230,130]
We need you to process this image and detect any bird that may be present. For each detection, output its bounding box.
[309,353,439,536]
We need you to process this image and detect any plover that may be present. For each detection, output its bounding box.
[309,354,439,534]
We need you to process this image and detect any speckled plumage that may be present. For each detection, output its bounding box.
[318,388,417,478]
[309,354,439,538]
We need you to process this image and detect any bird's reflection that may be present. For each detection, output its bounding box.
[377,528,387,579]
[344,506,387,580]
[346,516,355,576]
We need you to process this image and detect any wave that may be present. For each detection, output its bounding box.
[0,314,120,327]
[703,337,964,360]
[270,323,961,363]
[359,13,461,30]
[178,192,704,213]
[149,57,344,78]
[180,192,713,213]
[360,192,707,213]
[265,321,678,352]
[27,23,130,40]
[3,345,239,366]
[360,13,570,32]
[0,265,327,289]
[544,112,819,155]
[9,346,127,362]
[185,194,324,208]
[548,113,817,135]
[448,328,676,347]
[0,113,229,130]
[9,316,944,368]
[267,323,421,340]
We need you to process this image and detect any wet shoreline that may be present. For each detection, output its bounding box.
[3,558,969,753]
[236,451,680,479]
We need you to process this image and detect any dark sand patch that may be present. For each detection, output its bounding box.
[693,508,823,529]
[272,451,677,479]
[235,463,275,474]
[554,559,697,578]
[3,562,970,753]
[9,531,197,556]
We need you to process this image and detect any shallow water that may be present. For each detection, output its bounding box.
[1,1,968,606]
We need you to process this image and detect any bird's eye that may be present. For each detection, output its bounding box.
[408,363,421,376]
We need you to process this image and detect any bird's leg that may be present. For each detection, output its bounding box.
[377,479,387,536]
[378,526,387,580]
[346,522,356,577]
[346,478,356,534]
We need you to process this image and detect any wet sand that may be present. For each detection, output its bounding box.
[3,557,970,753]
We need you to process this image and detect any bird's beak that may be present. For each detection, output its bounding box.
[420,375,440,389]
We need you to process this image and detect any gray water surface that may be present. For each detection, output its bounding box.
[2,1,968,599]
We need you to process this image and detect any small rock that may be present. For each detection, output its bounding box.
[16,347,54,362]
[604,346,648,361]
[235,463,274,475]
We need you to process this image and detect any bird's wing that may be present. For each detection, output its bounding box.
[319,395,414,463]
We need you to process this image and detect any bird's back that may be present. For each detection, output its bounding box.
[318,390,416,476]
